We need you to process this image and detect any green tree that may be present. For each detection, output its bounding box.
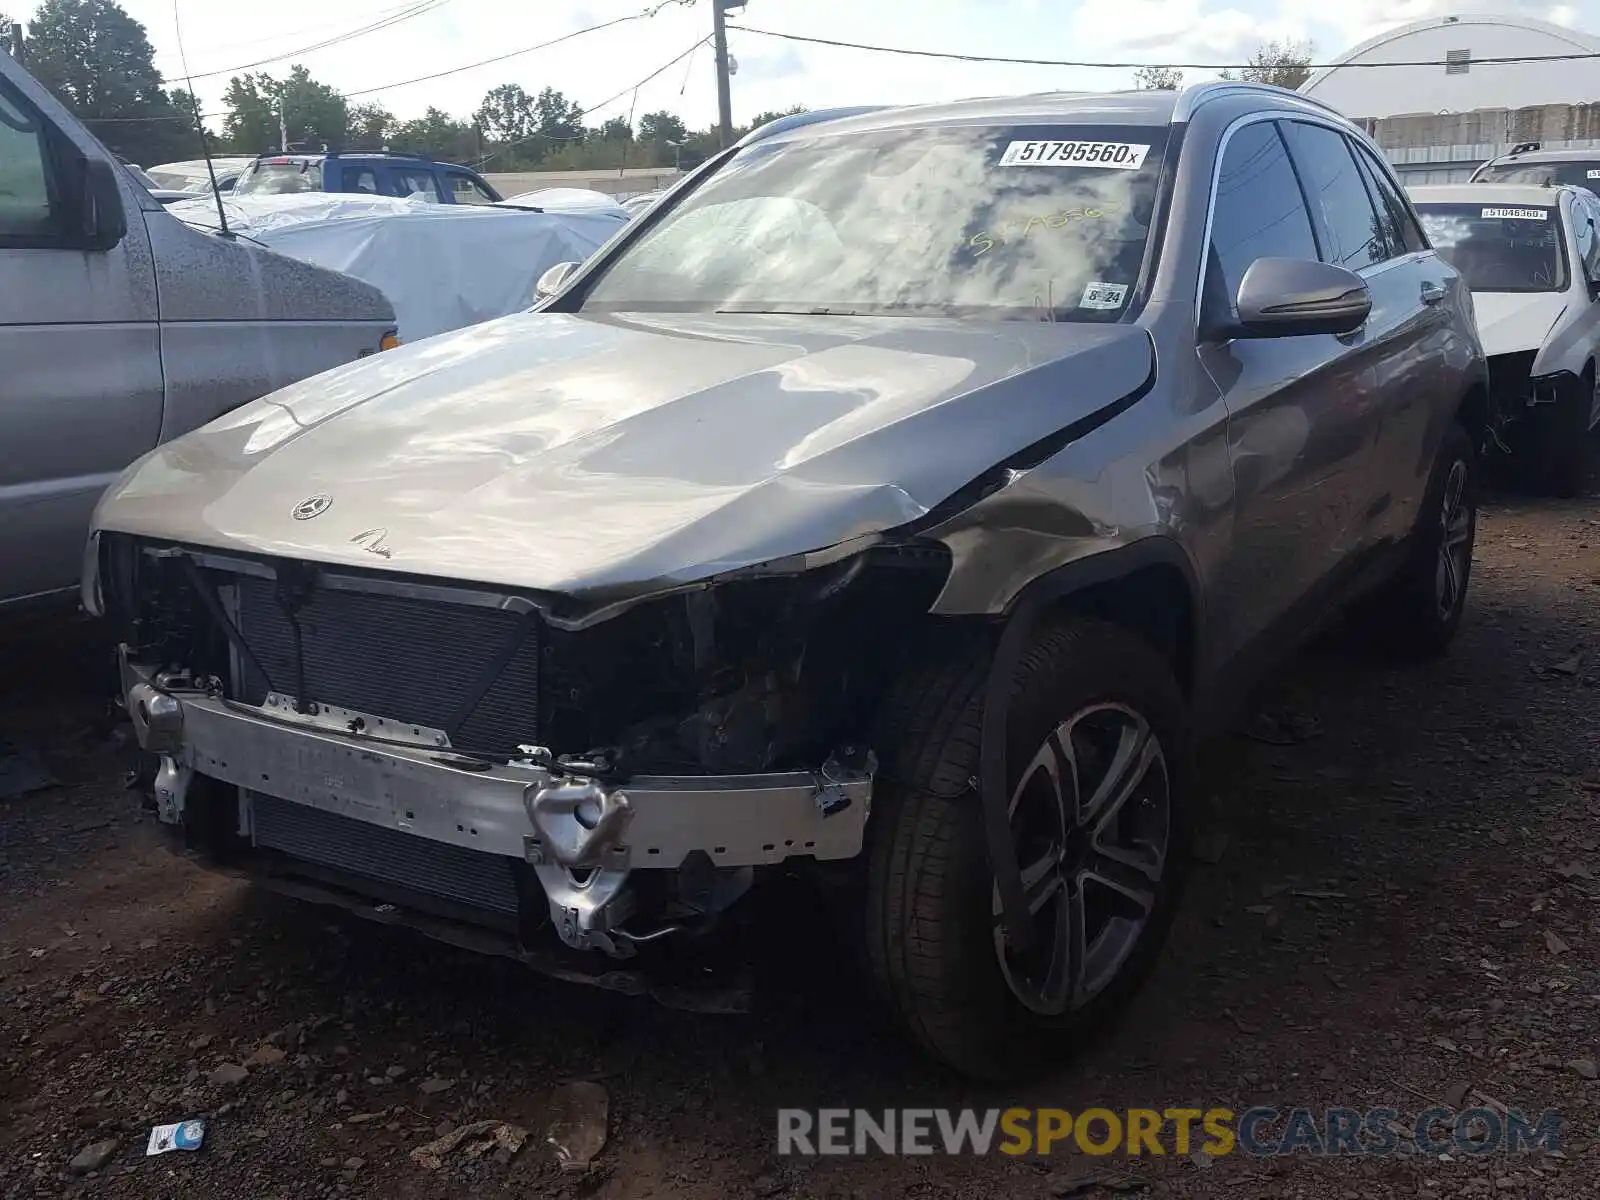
[534,86,583,141]
[26,0,193,164]
[390,106,476,162]
[475,82,537,143]
[1133,65,1183,90]
[220,66,347,152]
[637,110,686,146]
[594,115,632,142]
[346,101,394,150]
[1219,39,1314,90]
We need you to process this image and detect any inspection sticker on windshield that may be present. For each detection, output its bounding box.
[1079,281,1129,310]
[1000,140,1150,169]
[1482,207,1548,220]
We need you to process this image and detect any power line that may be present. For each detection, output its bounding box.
[154,1,423,68]
[734,24,1600,70]
[81,0,699,126]
[473,36,711,167]
[174,0,453,82]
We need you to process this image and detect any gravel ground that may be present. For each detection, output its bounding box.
[2,484,1597,1200]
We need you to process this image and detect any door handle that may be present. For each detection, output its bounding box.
[1420,280,1447,305]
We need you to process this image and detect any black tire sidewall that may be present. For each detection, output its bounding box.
[879,620,1191,1080]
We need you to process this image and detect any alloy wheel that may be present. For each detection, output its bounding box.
[1435,459,1472,621]
[992,703,1171,1017]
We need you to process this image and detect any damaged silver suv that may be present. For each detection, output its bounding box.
[85,83,1487,1080]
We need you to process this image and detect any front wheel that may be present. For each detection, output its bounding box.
[1528,366,1595,498]
[863,618,1190,1081]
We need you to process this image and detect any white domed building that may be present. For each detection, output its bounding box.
[1301,14,1600,184]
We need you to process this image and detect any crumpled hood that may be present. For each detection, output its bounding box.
[93,310,1153,600]
[1472,291,1566,358]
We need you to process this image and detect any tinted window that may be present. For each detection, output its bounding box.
[0,86,58,240]
[1412,203,1567,293]
[1282,121,1387,271]
[397,168,440,200]
[1575,194,1600,280]
[343,166,380,194]
[447,172,496,204]
[581,124,1170,321]
[1352,143,1427,255]
[1205,120,1318,306]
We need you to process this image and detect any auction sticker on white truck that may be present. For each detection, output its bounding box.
[1481,207,1549,220]
[1000,140,1150,169]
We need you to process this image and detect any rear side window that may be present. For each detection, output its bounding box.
[1205,120,1318,306]
[343,166,380,194]
[1281,121,1389,271]
[396,168,441,200]
[1352,143,1428,255]
[0,85,59,241]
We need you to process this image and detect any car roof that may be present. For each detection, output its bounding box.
[1409,182,1578,205]
[744,82,1349,146]
[1484,147,1600,165]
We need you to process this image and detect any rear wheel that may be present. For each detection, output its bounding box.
[1368,419,1477,659]
[863,617,1190,1080]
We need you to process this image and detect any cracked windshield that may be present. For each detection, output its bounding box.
[581,124,1168,321]
[1413,203,1568,293]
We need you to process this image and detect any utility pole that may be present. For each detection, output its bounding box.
[278,96,289,154]
[712,0,745,147]
[8,22,24,63]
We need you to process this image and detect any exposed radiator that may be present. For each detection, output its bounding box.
[231,575,540,756]
[250,792,520,917]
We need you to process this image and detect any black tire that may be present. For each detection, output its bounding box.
[1371,420,1477,660]
[863,617,1190,1081]
[1528,365,1595,498]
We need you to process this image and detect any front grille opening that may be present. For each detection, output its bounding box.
[231,575,540,757]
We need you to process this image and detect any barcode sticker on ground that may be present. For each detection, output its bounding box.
[1000,141,1150,169]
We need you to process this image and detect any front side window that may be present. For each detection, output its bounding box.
[1281,120,1388,271]
[397,168,440,200]
[1413,203,1568,293]
[1205,120,1318,308]
[0,86,58,240]
[579,124,1171,322]
[447,172,496,204]
[235,159,322,195]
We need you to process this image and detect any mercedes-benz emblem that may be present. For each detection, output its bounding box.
[291,493,332,521]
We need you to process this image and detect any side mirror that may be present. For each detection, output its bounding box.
[1230,258,1371,339]
[81,156,128,251]
[535,261,580,300]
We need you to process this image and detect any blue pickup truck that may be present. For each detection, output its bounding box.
[231,151,503,204]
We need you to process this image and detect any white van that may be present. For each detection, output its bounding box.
[0,50,397,609]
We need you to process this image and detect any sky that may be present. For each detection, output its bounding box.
[76,0,1596,133]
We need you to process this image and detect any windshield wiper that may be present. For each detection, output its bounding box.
[714,306,863,316]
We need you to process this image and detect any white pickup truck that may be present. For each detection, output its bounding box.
[0,48,398,610]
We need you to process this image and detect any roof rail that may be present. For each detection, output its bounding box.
[738,105,890,147]
[1508,141,1542,155]
[1172,79,1345,123]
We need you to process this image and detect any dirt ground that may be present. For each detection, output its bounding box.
[2,482,1598,1200]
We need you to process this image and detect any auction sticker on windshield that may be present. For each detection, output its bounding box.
[1079,281,1129,310]
[1000,140,1150,169]
[1481,207,1549,220]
